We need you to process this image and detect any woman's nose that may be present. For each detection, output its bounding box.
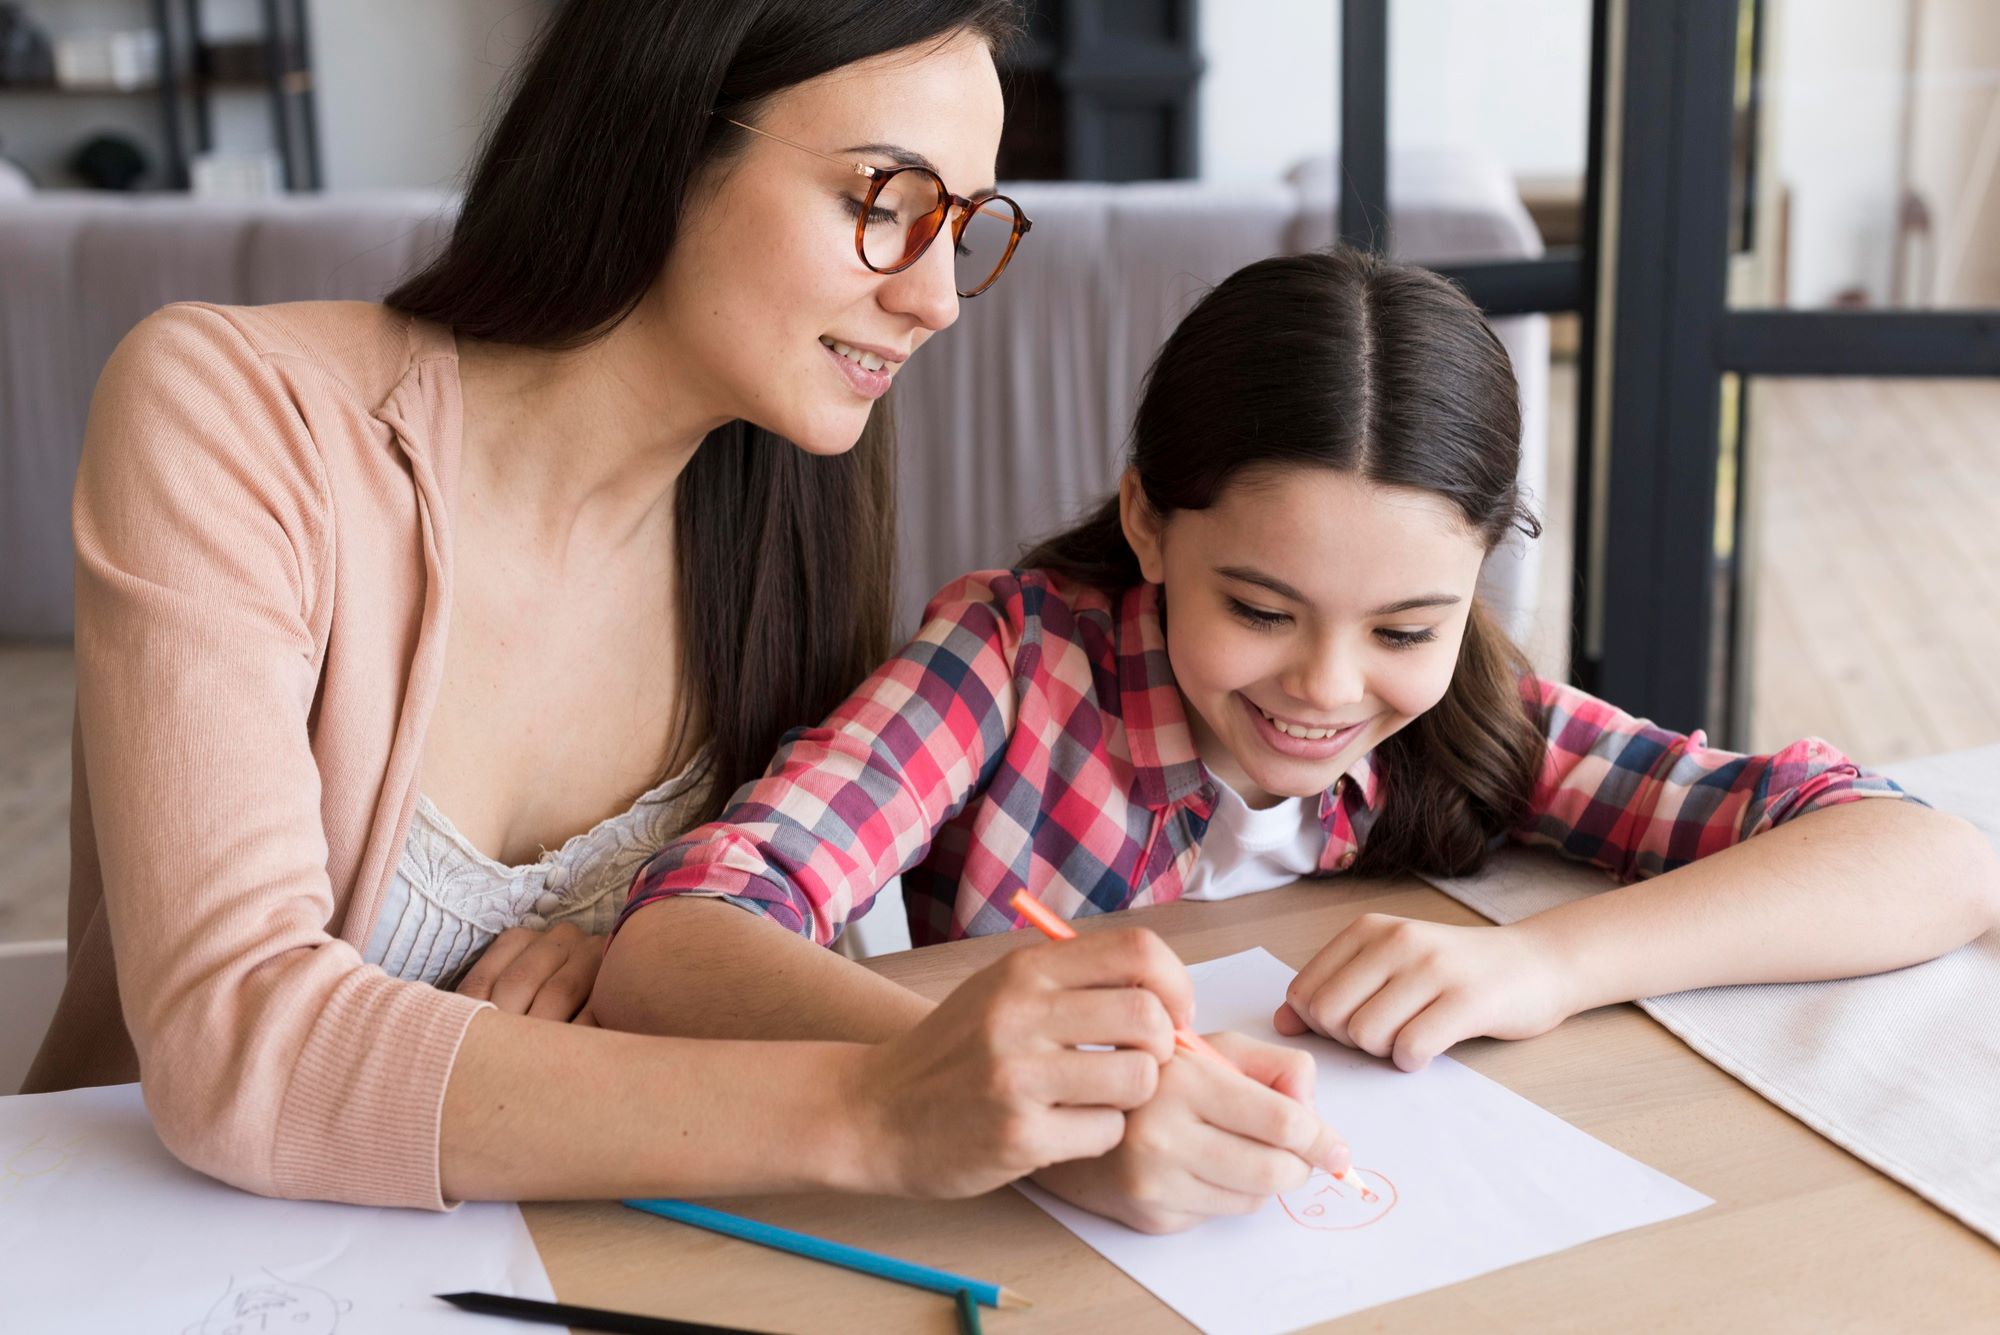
[877,233,960,332]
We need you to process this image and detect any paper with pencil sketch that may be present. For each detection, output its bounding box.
[0,1082,554,1332]
[1017,948,1711,1334]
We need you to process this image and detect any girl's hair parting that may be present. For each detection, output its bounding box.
[1022,246,1549,878]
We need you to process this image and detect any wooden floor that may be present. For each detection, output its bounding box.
[1745,377,2000,760]
[1,372,1992,944]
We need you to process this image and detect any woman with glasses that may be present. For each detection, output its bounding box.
[19,0,1315,1214]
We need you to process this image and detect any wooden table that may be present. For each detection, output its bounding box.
[523,875,2000,1333]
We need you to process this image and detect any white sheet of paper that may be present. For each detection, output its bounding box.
[0,1082,555,1332]
[1018,948,1711,1334]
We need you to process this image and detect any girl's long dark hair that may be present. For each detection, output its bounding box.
[1023,247,1547,879]
[387,0,1020,820]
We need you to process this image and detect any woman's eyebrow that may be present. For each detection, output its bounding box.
[840,142,996,196]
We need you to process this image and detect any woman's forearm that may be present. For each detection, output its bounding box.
[440,1009,878,1200]
[590,896,933,1041]
[1527,800,2000,1014]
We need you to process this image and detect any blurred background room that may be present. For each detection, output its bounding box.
[4,0,1999,1077]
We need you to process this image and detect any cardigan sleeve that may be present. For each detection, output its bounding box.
[72,304,487,1209]
[1511,676,1922,882]
[615,572,1029,947]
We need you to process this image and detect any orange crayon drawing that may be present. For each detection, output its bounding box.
[1278,1167,1399,1231]
[0,1132,82,1200]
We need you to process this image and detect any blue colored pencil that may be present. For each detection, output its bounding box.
[621,1199,1030,1310]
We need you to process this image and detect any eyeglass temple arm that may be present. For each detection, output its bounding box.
[722,117,878,178]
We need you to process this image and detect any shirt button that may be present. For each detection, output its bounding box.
[543,863,569,890]
[533,891,564,915]
[1336,852,1357,871]
[520,912,549,931]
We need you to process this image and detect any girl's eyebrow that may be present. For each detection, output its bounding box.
[1216,566,1460,617]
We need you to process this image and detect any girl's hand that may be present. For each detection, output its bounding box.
[850,928,1192,1200]
[1275,914,1573,1071]
[457,922,605,1024]
[1031,1031,1349,1234]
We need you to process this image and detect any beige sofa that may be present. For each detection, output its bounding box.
[0,156,1548,642]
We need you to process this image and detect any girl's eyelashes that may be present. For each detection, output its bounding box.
[1225,596,1290,630]
[1223,593,1439,648]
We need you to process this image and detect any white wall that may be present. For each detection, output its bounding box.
[1758,0,1914,307]
[1196,0,1591,186]
[307,0,548,192]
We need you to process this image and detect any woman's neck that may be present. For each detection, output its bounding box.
[454,312,729,564]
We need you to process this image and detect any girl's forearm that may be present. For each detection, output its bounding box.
[440,1009,880,1200]
[1522,800,2000,1014]
[590,895,933,1041]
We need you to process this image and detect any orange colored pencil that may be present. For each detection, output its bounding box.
[1006,888,1373,1199]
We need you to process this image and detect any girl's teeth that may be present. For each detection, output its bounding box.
[820,337,887,372]
[1258,705,1341,741]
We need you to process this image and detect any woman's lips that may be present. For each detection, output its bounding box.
[822,340,893,399]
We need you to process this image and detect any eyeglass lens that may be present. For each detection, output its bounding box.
[858,168,1018,294]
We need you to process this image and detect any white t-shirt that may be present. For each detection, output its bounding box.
[1179,772,1329,901]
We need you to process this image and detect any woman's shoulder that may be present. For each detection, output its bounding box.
[112,299,447,411]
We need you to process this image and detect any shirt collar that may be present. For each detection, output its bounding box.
[1114,583,1209,810]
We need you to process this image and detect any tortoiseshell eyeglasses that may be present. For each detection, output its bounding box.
[724,117,1032,298]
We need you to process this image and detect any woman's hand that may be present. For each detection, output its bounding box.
[1275,914,1573,1071]
[1030,1030,1349,1234]
[848,927,1194,1200]
[457,921,605,1024]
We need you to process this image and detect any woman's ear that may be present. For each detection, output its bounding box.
[1118,469,1169,585]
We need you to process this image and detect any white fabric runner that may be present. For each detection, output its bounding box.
[1422,744,2000,1245]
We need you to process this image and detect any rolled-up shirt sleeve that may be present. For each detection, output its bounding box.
[1512,677,1922,882]
[617,573,1031,946]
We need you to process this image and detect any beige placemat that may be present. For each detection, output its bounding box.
[1423,745,2000,1245]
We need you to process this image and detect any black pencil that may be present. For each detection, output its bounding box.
[955,1286,984,1335]
[436,1290,772,1335]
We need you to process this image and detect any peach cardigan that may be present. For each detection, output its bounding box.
[25,300,495,1209]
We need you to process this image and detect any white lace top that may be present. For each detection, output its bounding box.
[363,763,708,989]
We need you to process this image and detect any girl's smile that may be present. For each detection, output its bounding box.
[1122,464,1486,809]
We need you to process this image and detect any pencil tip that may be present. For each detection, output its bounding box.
[998,1288,1034,1309]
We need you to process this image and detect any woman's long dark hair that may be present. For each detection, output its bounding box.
[1023,248,1547,879]
[388,0,1021,820]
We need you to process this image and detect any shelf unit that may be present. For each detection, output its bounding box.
[996,0,1203,182]
[0,0,318,190]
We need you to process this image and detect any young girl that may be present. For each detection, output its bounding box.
[595,248,2000,1233]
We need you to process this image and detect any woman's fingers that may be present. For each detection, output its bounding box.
[1027,1047,1162,1111]
[525,945,601,1021]
[1030,928,1196,1032]
[456,927,539,1003]
[1039,983,1175,1055]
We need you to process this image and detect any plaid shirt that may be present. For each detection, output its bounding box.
[618,570,1914,948]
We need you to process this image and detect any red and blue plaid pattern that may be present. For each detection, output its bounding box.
[618,570,1914,947]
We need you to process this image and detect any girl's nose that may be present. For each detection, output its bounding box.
[1282,641,1366,715]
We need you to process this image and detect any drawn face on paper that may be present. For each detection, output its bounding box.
[183,1273,352,1335]
[1278,1167,1399,1231]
